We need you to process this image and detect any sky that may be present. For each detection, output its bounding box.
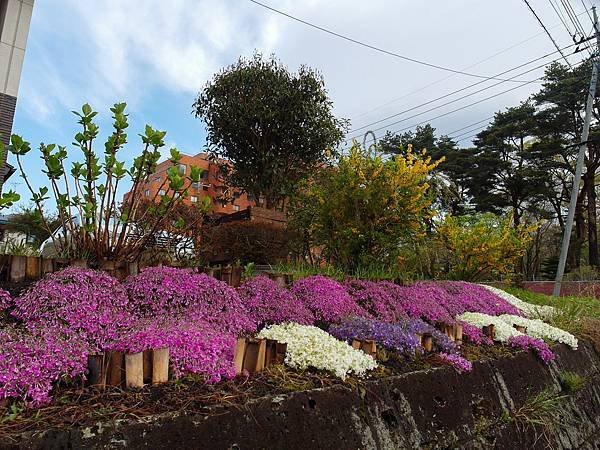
[7,0,598,204]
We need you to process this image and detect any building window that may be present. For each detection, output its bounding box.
[177,164,186,175]
[190,196,198,203]
[158,189,166,196]
[191,182,200,190]
[233,205,240,212]
[144,189,150,197]
[247,193,255,202]
[201,170,209,180]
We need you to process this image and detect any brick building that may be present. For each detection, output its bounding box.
[0,0,34,191]
[124,152,255,216]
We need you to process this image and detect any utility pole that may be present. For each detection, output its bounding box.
[553,6,599,296]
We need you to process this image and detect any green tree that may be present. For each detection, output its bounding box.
[469,102,552,227]
[533,59,600,267]
[4,205,60,247]
[288,142,441,271]
[193,53,348,208]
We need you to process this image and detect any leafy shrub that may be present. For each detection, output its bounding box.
[435,213,535,281]
[201,221,293,264]
[290,275,367,323]
[288,143,440,271]
[237,275,314,326]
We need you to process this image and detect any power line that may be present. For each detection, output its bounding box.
[549,0,575,36]
[353,30,554,122]
[445,116,495,136]
[561,0,587,37]
[450,123,491,140]
[523,0,573,66]
[343,54,591,149]
[248,0,530,82]
[346,41,591,139]
[352,7,593,123]
[581,0,595,25]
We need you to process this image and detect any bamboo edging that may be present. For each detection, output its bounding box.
[352,339,377,359]
[87,347,170,389]
[234,338,287,375]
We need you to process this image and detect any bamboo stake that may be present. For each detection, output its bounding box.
[152,348,169,384]
[125,352,144,388]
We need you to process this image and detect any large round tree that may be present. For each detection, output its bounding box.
[193,53,348,208]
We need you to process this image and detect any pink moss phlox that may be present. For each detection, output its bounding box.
[0,288,13,311]
[461,322,494,345]
[124,266,255,335]
[344,280,407,322]
[109,317,237,382]
[0,325,87,406]
[436,352,473,373]
[11,267,132,350]
[508,335,555,363]
[290,275,368,324]
[237,275,314,326]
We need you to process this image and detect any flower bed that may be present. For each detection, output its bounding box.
[0,267,582,407]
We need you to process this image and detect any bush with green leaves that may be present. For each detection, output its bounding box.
[8,103,209,264]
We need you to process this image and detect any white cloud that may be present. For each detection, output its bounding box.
[16,0,594,147]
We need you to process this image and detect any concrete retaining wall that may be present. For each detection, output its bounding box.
[8,342,600,449]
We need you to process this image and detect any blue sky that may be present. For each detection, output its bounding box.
[7,0,595,209]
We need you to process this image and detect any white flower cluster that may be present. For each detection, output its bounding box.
[498,314,578,349]
[458,312,522,342]
[480,284,556,319]
[257,322,377,379]
[458,312,578,349]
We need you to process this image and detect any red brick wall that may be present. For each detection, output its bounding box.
[521,281,600,298]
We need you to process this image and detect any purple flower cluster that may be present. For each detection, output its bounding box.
[290,275,368,323]
[124,267,255,335]
[341,281,520,327]
[436,353,473,373]
[0,325,87,406]
[329,316,456,355]
[0,288,12,311]
[461,323,494,345]
[237,275,314,326]
[0,267,538,407]
[344,280,407,322]
[12,268,133,351]
[508,335,555,363]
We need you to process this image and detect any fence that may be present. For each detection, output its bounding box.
[0,255,289,288]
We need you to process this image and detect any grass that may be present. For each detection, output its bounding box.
[512,388,566,431]
[272,261,409,282]
[503,286,600,335]
[503,287,600,319]
[558,371,586,393]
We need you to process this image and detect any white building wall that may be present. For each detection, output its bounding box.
[0,0,34,97]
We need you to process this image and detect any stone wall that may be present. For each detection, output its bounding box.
[11,342,600,449]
